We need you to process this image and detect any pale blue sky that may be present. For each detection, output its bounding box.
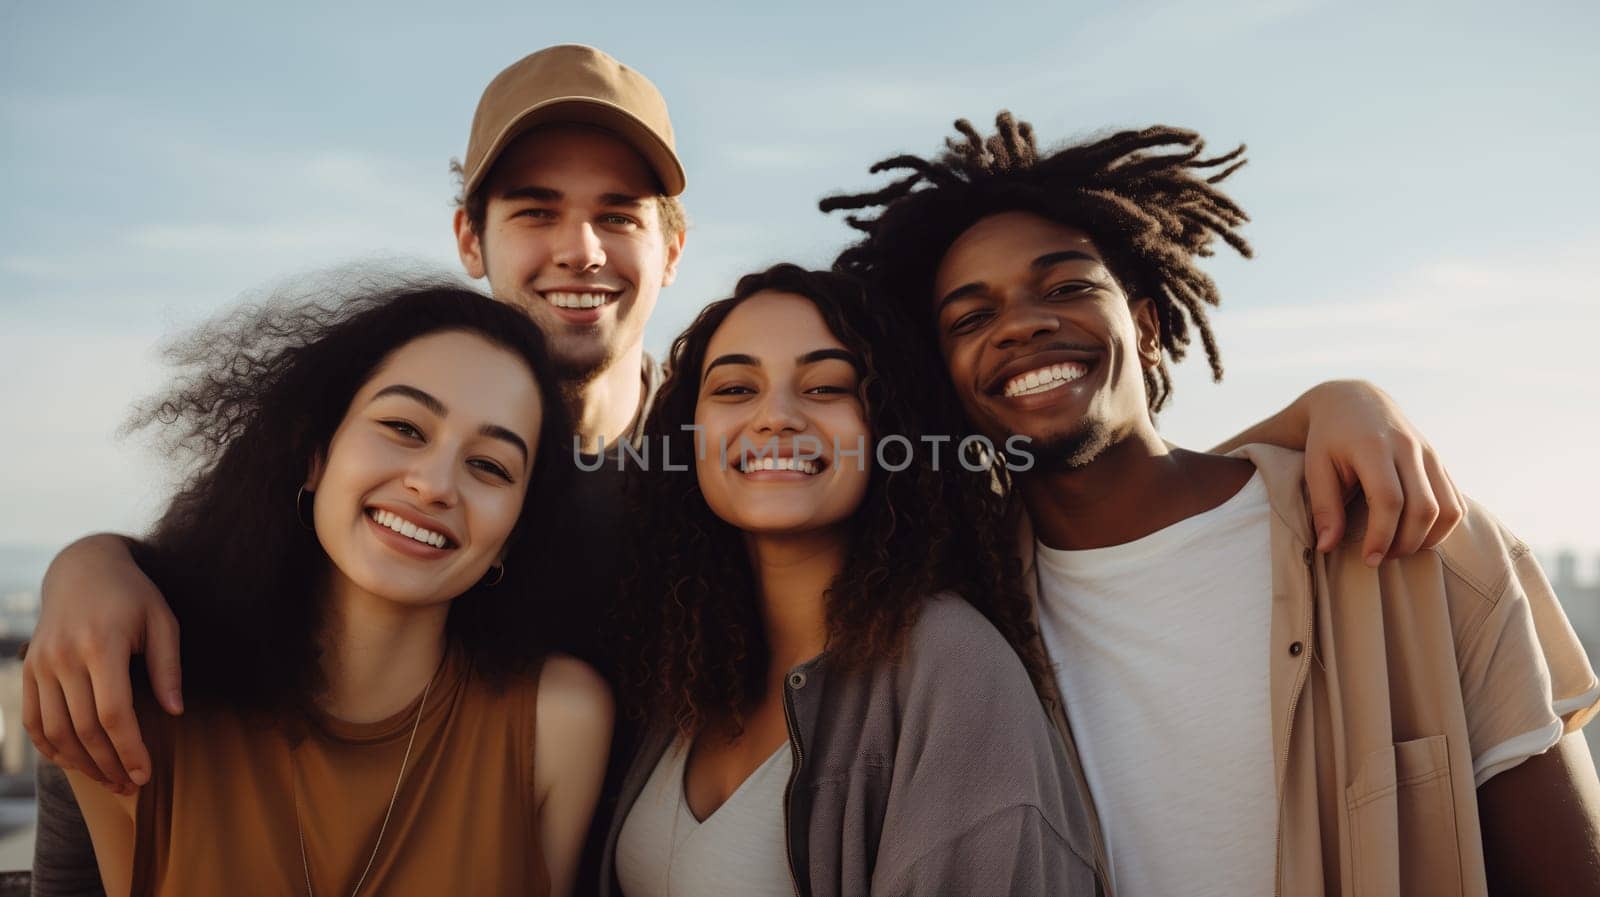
[2,0,1598,560]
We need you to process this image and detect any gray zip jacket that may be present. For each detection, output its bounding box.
[600,594,1102,897]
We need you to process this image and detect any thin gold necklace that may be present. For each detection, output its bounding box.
[291,666,437,897]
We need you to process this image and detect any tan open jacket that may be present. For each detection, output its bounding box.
[1019,444,1600,897]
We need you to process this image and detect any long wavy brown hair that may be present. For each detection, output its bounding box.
[126,277,574,715]
[621,263,1048,738]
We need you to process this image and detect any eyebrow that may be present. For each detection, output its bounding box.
[370,384,530,465]
[500,185,646,208]
[501,185,562,203]
[703,353,758,375]
[704,348,863,376]
[797,348,863,373]
[935,250,1103,312]
[478,424,529,466]
[373,384,444,415]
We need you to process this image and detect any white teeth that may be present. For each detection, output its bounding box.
[370,509,448,548]
[1003,362,1089,398]
[740,456,821,475]
[543,291,615,309]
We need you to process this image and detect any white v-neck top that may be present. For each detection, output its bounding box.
[614,736,795,897]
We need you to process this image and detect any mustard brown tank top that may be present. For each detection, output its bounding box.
[129,649,549,896]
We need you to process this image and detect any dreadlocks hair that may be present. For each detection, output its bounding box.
[617,263,1049,740]
[821,112,1252,413]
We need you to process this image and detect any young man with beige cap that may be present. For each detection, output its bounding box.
[26,43,1474,895]
[454,42,687,452]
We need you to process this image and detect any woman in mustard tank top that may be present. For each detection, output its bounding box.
[62,279,612,897]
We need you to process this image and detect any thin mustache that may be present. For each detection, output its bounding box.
[1032,341,1100,353]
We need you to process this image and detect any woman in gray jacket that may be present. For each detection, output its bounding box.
[603,264,1099,897]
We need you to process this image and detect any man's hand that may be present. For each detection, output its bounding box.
[22,533,182,793]
[1297,380,1465,563]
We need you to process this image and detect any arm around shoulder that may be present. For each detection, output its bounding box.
[1215,380,1464,558]
[534,654,615,897]
[25,532,182,790]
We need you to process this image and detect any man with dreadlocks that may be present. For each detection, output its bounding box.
[823,114,1600,897]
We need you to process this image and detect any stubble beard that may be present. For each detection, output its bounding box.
[1026,418,1117,473]
[514,290,627,387]
[485,264,628,385]
[548,337,613,386]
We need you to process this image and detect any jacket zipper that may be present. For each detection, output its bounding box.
[1273,546,1317,897]
[781,685,805,897]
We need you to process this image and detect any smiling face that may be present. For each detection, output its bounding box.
[932,211,1163,469]
[307,330,544,608]
[693,291,873,537]
[454,124,685,381]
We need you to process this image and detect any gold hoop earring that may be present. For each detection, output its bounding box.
[295,487,315,531]
[482,563,505,588]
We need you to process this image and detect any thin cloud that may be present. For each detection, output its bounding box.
[124,218,439,256]
[720,144,841,170]
[0,254,74,279]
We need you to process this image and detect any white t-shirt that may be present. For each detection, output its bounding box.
[1034,472,1280,897]
[1034,471,1569,897]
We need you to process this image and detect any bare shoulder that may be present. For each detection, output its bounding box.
[533,654,615,800]
[535,654,614,744]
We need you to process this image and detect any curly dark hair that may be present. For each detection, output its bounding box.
[126,275,574,715]
[821,112,1252,413]
[620,263,1048,738]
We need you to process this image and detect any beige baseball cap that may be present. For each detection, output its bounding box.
[461,44,685,198]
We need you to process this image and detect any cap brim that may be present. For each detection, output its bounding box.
[465,97,686,198]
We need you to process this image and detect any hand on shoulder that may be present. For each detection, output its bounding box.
[24,532,181,791]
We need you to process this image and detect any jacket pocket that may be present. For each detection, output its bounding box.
[1344,735,1463,897]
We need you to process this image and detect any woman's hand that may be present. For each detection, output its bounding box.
[1214,379,1465,563]
[1299,380,1464,562]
